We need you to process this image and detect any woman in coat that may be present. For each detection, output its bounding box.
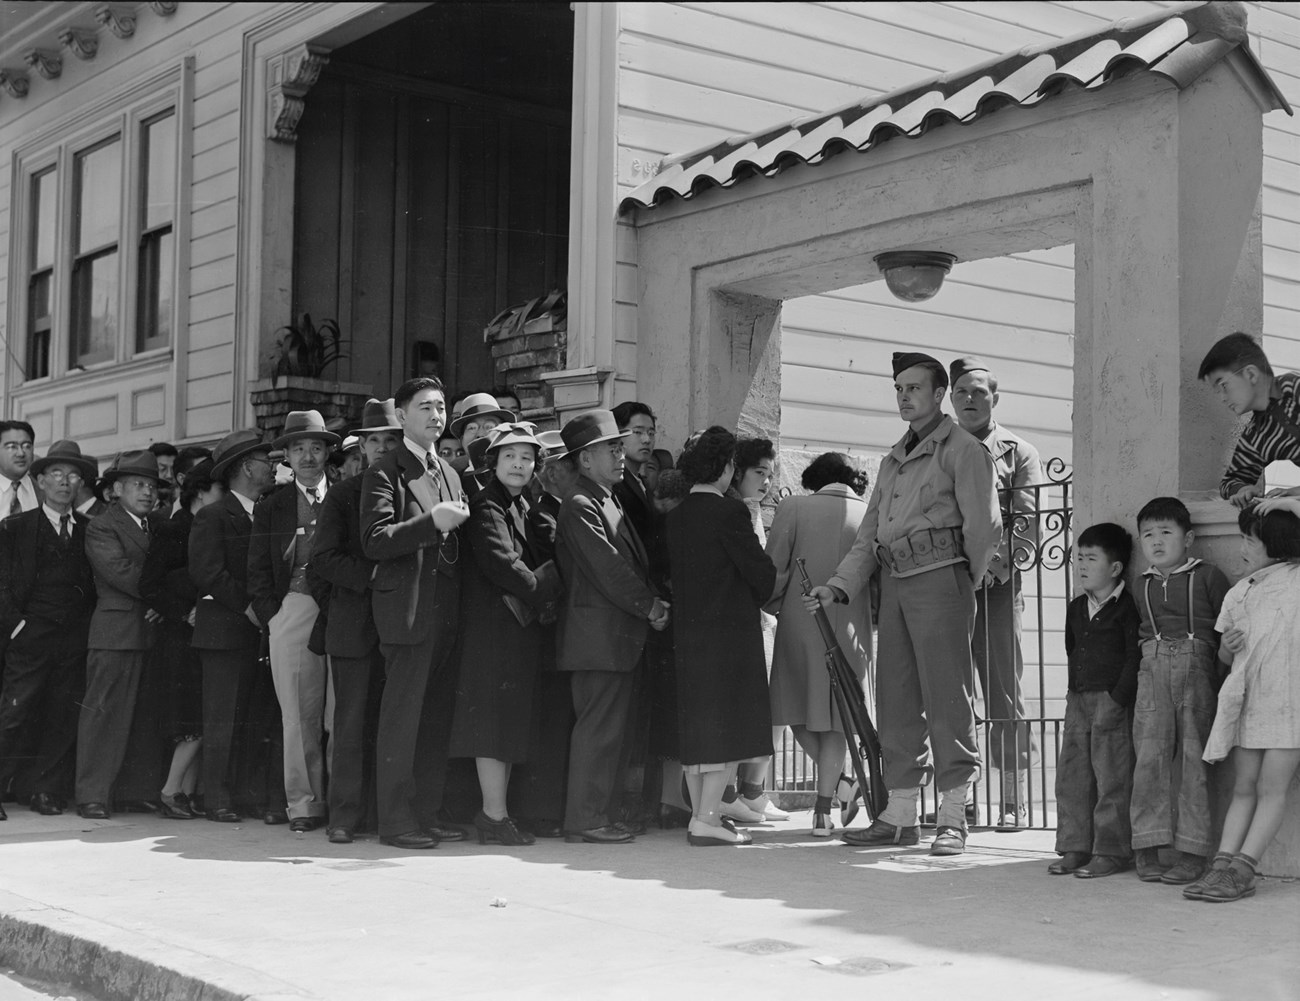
[764,452,872,836]
[448,423,563,846]
[667,426,776,846]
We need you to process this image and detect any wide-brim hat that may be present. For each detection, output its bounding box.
[184,456,217,484]
[355,398,402,435]
[483,421,542,457]
[337,434,361,454]
[536,429,567,460]
[272,410,341,449]
[449,393,517,439]
[465,436,493,476]
[30,439,98,482]
[102,449,162,484]
[210,429,270,479]
[560,409,632,455]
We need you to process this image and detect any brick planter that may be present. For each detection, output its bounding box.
[249,376,373,441]
[486,292,566,428]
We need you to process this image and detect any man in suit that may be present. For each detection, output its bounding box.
[310,398,403,844]
[361,377,471,849]
[0,441,98,820]
[556,410,669,844]
[74,450,162,818]
[0,419,40,518]
[248,410,339,833]
[190,429,282,823]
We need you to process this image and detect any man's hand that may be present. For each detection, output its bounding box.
[803,585,837,614]
[432,500,470,532]
[185,608,196,627]
[648,598,670,631]
[1221,627,1247,655]
[1229,484,1264,508]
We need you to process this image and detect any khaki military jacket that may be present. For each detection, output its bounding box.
[978,421,1043,585]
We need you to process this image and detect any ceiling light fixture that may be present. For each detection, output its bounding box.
[874,250,957,303]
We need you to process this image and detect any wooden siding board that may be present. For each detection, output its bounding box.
[186,344,232,381]
[188,315,233,352]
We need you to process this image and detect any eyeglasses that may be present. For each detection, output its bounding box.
[1,442,34,453]
[628,428,657,439]
[42,470,83,485]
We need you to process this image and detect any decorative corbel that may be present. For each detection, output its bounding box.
[0,69,30,98]
[94,4,137,39]
[149,1,178,15]
[266,43,330,143]
[23,48,63,80]
[58,27,100,61]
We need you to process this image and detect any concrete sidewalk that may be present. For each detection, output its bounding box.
[0,808,1295,1001]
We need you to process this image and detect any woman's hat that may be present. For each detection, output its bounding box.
[354,398,402,435]
[30,439,98,482]
[465,436,493,476]
[449,393,516,439]
[272,410,342,450]
[210,429,270,479]
[102,449,162,484]
[559,409,631,455]
[484,422,542,457]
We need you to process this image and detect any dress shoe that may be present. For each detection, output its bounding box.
[1183,856,1233,900]
[263,809,289,825]
[1160,852,1206,885]
[327,827,354,845]
[930,824,967,856]
[614,818,647,836]
[1048,851,1090,875]
[739,792,790,821]
[30,793,63,816]
[526,819,564,839]
[0,801,6,821]
[475,810,536,846]
[565,825,633,844]
[180,793,203,814]
[77,802,110,820]
[381,831,439,850]
[289,817,323,833]
[156,793,196,820]
[206,807,241,823]
[841,818,919,847]
[1135,846,1168,882]
[425,823,466,842]
[1075,854,1130,878]
[124,800,162,814]
[996,805,1028,830]
[687,818,752,846]
[922,802,978,826]
[655,804,692,830]
[718,797,765,824]
[834,773,860,827]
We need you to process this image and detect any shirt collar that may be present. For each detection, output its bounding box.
[1141,557,1202,578]
[295,478,325,505]
[404,436,435,467]
[1086,579,1125,615]
[690,483,725,496]
[231,490,256,517]
[41,503,71,533]
[125,510,149,533]
[75,496,97,515]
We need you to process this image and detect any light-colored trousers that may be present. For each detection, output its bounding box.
[269,592,334,819]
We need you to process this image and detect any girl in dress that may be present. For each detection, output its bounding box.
[1190,497,1300,901]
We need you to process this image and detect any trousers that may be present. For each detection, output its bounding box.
[75,649,145,805]
[565,669,636,832]
[268,592,331,820]
[1054,690,1134,857]
[972,574,1037,778]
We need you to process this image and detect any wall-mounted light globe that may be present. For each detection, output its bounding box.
[874,250,958,303]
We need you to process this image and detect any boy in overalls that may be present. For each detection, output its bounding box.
[1131,497,1231,884]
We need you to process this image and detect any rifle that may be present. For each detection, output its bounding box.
[796,558,887,821]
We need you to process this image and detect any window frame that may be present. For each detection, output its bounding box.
[7,61,191,388]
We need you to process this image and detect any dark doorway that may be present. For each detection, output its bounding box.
[293,2,573,398]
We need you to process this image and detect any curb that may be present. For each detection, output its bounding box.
[0,890,313,1001]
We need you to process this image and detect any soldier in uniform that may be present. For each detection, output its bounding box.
[807,351,1000,856]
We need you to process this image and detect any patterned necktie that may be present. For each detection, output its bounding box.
[59,513,70,542]
[8,481,20,517]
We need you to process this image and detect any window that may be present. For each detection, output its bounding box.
[11,68,187,385]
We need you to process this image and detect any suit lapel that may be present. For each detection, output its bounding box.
[398,447,439,512]
[112,504,149,556]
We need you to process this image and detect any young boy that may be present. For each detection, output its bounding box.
[1051,523,1142,878]
[1131,497,1232,884]
[1198,332,1300,508]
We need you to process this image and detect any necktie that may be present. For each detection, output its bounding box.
[8,481,20,516]
[59,513,70,542]
[904,431,920,454]
[510,496,529,541]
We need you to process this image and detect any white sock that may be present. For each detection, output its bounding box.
[878,787,920,827]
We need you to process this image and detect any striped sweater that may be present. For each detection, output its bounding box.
[1220,372,1300,500]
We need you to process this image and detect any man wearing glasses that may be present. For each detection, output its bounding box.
[0,420,40,518]
[0,441,99,820]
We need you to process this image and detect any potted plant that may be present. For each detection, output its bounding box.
[249,313,373,439]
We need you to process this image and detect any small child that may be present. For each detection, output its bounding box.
[1186,498,1300,902]
[1050,523,1142,878]
[1198,332,1300,509]
[1131,497,1232,884]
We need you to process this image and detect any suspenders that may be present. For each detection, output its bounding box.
[1142,567,1197,642]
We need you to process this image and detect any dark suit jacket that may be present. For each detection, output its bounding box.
[360,444,464,646]
[0,507,95,657]
[85,503,155,651]
[140,507,196,623]
[189,492,262,651]
[555,475,657,674]
[308,473,378,658]
[613,469,654,553]
[247,481,309,628]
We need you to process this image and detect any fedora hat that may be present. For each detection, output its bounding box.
[102,449,162,484]
[465,436,493,476]
[535,429,567,459]
[210,429,270,480]
[560,409,632,455]
[272,410,341,450]
[31,439,98,482]
[449,393,517,440]
[355,398,402,435]
[338,434,361,454]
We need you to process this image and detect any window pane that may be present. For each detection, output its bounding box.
[31,169,56,270]
[71,249,118,366]
[137,227,173,351]
[27,270,52,381]
[142,111,175,231]
[74,137,121,254]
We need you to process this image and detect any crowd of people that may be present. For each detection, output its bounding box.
[0,332,1295,901]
